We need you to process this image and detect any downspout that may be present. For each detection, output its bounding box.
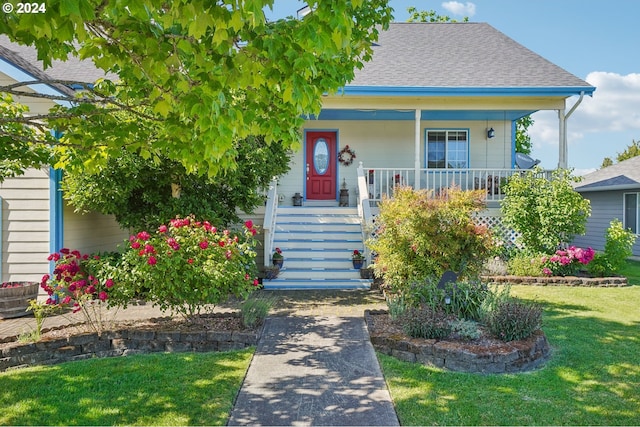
[558,91,585,169]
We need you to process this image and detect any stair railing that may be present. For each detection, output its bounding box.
[356,162,374,264]
[263,178,278,268]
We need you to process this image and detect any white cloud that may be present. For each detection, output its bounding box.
[441,1,476,17]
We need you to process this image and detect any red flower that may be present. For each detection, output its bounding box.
[187,258,194,264]
[199,240,209,249]
[245,220,253,229]
[218,240,225,247]
[131,241,141,249]
[148,256,157,265]
[105,279,114,288]
[99,291,108,301]
[158,224,168,233]
[226,250,232,260]
[253,279,259,287]
[137,231,151,241]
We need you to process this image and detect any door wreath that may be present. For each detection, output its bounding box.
[338,145,356,166]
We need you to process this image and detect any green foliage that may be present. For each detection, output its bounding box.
[0,1,393,176]
[117,216,259,320]
[21,300,61,342]
[367,186,493,292]
[600,157,614,169]
[0,94,53,182]
[406,279,490,321]
[398,305,454,339]
[515,115,534,155]
[386,294,408,321]
[449,319,481,341]
[507,251,547,276]
[486,299,542,342]
[406,6,469,22]
[587,219,637,276]
[501,167,591,253]
[62,135,291,230]
[240,294,275,329]
[603,139,640,166]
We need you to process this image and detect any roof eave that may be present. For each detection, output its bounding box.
[339,86,596,97]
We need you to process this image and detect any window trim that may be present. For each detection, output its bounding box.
[424,128,470,169]
[623,192,639,235]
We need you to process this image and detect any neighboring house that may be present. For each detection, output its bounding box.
[0,35,129,283]
[572,156,640,256]
[1,23,595,289]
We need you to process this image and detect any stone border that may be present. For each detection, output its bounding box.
[0,314,262,372]
[481,275,628,287]
[365,310,551,374]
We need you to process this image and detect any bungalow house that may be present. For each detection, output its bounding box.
[572,156,640,256]
[1,23,595,290]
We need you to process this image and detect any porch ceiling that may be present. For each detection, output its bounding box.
[313,109,533,121]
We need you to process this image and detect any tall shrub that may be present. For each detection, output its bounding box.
[588,219,637,276]
[367,186,493,292]
[501,167,591,253]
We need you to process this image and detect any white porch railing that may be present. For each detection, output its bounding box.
[364,167,553,203]
[263,178,278,268]
[356,162,374,263]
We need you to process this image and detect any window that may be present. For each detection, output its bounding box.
[624,193,638,234]
[426,130,468,168]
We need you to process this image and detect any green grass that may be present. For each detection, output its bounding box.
[0,349,253,426]
[381,285,640,426]
[619,259,640,285]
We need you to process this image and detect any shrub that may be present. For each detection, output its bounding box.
[241,294,276,329]
[541,246,594,276]
[507,251,547,276]
[40,249,118,334]
[588,219,636,277]
[501,167,591,253]
[398,305,454,339]
[449,319,481,341]
[404,278,489,321]
[386,294,408,321]
[486,299,542,342]
[118,216,260,320]
[367,186,493,293]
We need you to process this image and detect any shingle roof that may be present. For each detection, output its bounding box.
[350,22,593,90]
[575,156,640,192]
[0,35,113,94]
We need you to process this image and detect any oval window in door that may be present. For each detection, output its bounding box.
[313,138,329,175]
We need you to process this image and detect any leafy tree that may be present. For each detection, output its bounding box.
[515,115,534,155]
[600,139,640,168]
[407,6,469,22]
[62,135,291,230]
[0,0,393,176]
[501,167,591,253]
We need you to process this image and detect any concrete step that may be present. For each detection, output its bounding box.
[275,223,362,232]
[277,207,358,215]
[274,231,361,241]
[273,239,362,250]
[262,278,371,290]
[284,258,356,269]
[278,268,361,280]
[276,249,363,259]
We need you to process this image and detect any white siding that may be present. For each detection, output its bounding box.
[277,119,513,206]
[62,204,130,255]
[0,168,51,283]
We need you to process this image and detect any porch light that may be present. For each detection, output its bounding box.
[487,128,495,139]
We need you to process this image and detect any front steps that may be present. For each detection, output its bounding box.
[263,206,371,290]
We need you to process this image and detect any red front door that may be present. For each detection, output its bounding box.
[306,131,337,200]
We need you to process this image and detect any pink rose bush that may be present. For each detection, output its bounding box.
[541,246,595,276]
[120,215,259,320]
[41,249,117,334]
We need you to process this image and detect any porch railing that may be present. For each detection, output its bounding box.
[263,178,278,268]
[356,163,374,263]
[364,167,553,203]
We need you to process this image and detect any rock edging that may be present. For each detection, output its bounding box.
[365,309,551,374]
[0,314,261,373]
[481,275,628,287]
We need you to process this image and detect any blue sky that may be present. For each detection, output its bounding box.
[265,1,640,174]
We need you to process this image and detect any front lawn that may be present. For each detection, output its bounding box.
[381,285,640,426]
[0,349,253,426]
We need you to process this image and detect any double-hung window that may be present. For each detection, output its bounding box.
[624,193,639,234]
[426,130,468,169]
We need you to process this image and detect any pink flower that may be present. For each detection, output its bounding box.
[105,279,114,288]
[542,267,553,276]
[131,241,141,249]
[253,279,259,287]
[225,250,232,260]
[99,291,108,301]
[61,296,72,304]
[86,285,96,294]
[60,248,70,255]
[245,220,253,229]
[47,253,60,261]
[148,256,157,265]
[137,231,151,241]
[145,244,156,254]
[158,224,168,233]
[200,240,209,249]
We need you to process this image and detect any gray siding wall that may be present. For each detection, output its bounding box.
[572,190,640,256]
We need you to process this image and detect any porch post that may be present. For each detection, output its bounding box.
[414,109,421,189]
[558,107,567,169]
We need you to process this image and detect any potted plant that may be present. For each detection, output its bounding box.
[0,281,40,319]
[360,264,374,279]
[272,247,284,268]
[352,250,365,269]
[264,265,280,280]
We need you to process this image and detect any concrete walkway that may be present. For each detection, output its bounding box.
[228,315,399,426]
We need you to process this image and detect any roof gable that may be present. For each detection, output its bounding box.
[349,23,594,94]
[576,156,640,192]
